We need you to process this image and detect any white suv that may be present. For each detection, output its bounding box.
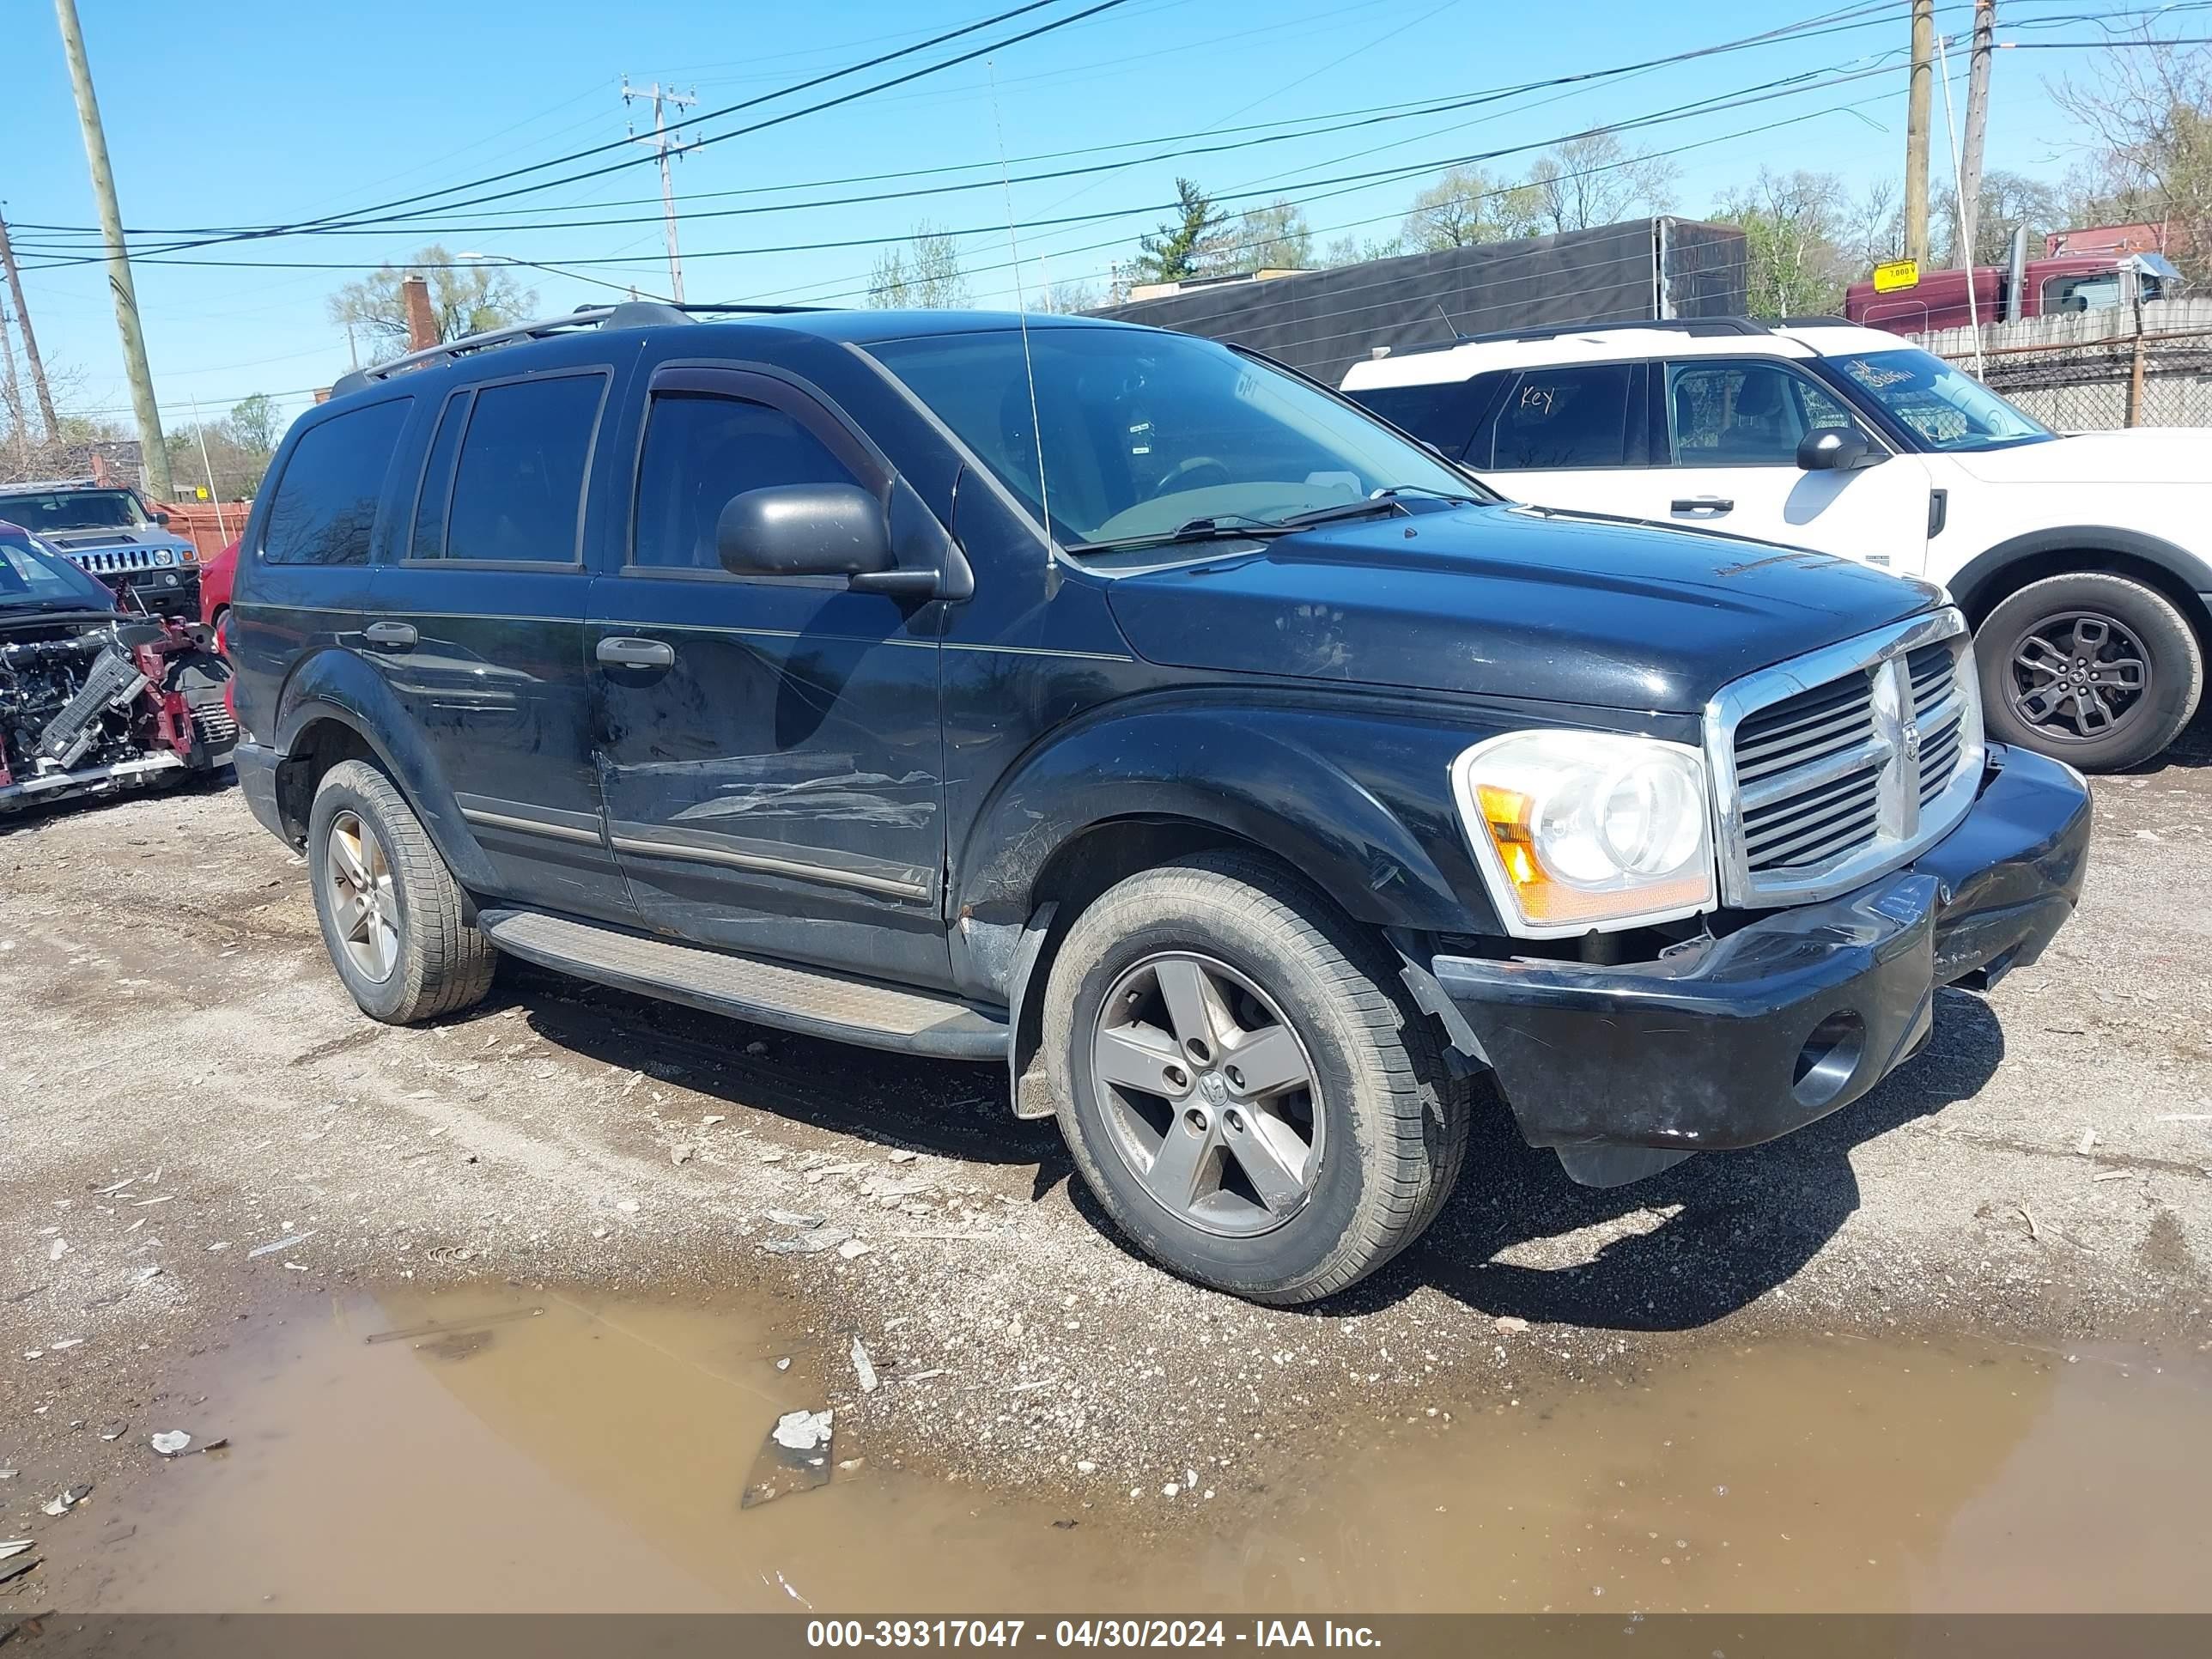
[1340,318,2210,770]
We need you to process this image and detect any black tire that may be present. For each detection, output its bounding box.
[1042,851,1466,1305]
[307,758,495,1024]
[1978,572,2203,772]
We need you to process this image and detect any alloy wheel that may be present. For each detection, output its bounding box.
[1090,952,1324,1237]
[325,810,400,982]
[2007,610,2151,742]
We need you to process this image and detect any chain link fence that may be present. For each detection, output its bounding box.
[1923,303,2212,432]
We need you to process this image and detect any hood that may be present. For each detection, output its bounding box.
[1102,504,1942,714]
[40,527,195,554]
[1947,428,2212,485]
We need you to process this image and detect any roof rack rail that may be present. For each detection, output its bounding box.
[1775,313,1856,328]
[1462,316,1773,345]
[327,299,838,400]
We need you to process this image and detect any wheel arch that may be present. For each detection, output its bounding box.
[955,699,1497,1118]
[268,650,498,891]
[1949,527,2212,643]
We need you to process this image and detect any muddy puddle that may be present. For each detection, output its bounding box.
[49,1288,2212,1614]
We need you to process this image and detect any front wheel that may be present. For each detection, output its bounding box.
[1042,852,1464,1305]
[1978,572,2203,771]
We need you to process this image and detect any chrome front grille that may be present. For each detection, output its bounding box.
[70,546,155,574]
[1708,610,1984,908]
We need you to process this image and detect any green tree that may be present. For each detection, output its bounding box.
[1234,200,1314,269]
[1712,170,1857,318]
[868,223,971,308]
[2053,35,2212,282]
[325,246,534,364]
[1135,178,1230,283]
[228,392,283,459]
[1401,168,1544,251]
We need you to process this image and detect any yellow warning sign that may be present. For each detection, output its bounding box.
[1871,258,1920,294]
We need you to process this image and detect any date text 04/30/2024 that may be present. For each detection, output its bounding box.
[804,1621,1382,1648]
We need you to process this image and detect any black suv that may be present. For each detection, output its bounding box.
[228,303,2092,1304]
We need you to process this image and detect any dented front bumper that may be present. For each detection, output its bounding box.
[1432,744,2091,1170]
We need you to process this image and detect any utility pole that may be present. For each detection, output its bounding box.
[0,215,61,440]
[1954,0,1996,269]
[0,294,31,472]
[52,0,172,500]
[1904,0,1936,267]
[623,78,697,304]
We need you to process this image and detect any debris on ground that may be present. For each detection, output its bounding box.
[39,1486,88,1517]
[762,1230,851,1256]
[96,1423,127,1443]
[764,1210,823,1229]
[1495,1316,1530,1334]
[851,1338,879,1393]
[836,1239,874,1261]
[887,1150,917,1164]
[2076,1127,2099,1156]
[743,1408,835,1508]
[0,1554,38,1587]
[149,1432,191,1457]
[246,1231,315,1259]
[0,1544,30,1562]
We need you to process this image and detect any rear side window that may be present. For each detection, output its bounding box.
[260,398,410,565]
[631,392,866,572]
[1485,364,1636,471]
[1346,370,1507,459]
[441,374,606,564]
[407,392,471,561]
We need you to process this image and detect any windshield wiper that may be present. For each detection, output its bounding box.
[1071,515,1291,554]
[1270,485,1482,531]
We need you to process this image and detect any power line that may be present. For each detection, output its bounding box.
[21,56,1919,277]
[17,0,1137,271]
[15,1,1912,249]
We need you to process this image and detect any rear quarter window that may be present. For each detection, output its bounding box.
[1484,363,1639,471]
[1345,370,1509,459]
[260,398,412,566]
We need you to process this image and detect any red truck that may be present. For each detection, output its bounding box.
[1845,252,2179,335]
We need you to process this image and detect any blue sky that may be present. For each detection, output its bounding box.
[0,0,2135,443]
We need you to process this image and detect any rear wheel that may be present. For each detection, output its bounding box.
[307,759,495,1024]
[1978,572,2203,771]
[1042,851,1464,1305]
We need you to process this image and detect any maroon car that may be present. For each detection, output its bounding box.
[201,537,240,653]
[1,520,235,815]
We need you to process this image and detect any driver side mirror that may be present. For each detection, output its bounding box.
[152,510,171,526]
[716,481,965,601]
[1796,427,1884,472]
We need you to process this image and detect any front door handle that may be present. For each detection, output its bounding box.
[597,636,675,670]
[1670,496,1734,515]
[363,621,418,649]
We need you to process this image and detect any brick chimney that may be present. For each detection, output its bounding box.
[401,274,438,351]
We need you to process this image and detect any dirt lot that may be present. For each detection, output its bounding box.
[3,735,2210,1571]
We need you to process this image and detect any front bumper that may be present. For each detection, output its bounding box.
[1432,744,2090,1163]
[104,566,201,617]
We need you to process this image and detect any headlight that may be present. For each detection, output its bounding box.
[153,547,176,567]
[1450,730,1716,937]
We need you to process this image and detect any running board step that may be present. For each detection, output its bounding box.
[479,909,1008,1060]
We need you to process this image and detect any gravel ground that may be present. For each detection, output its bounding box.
[3,735,2210,1541]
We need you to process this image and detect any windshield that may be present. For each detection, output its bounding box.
[0,529,117,611]
[1827,348,2053,452]
[866,326,1486,548]
[0,488,150,534]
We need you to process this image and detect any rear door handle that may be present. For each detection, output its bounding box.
[1670,496,1734,515]
[597,636,675,670]
[363,621,418,649]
